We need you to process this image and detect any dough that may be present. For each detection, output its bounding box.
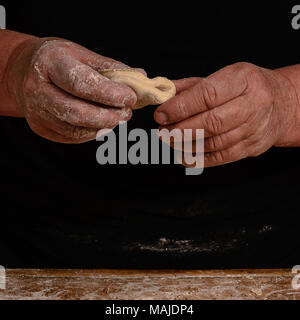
[99,69,176,109]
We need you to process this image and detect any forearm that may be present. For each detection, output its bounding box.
[0,30,36,117]
[275,65,300,146]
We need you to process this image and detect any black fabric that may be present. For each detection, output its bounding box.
[0,1,300,268]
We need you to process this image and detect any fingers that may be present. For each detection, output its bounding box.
[204,125,251,152]
[37,83,132,128]
[155,80,211,125]
[155,62,278,168]
[48,56,137,107]
[159,95,251,140]
[26,111,98,144]
[72,44,147,76]
[205,62,252,97]
[204,141,249,167]
[169,125,250,153]
[173,77,202,94]
[155,63,249,126]
[81,53,129,71]
[177,141,249,168]
[65,41,130,70]
[36,108,98,139]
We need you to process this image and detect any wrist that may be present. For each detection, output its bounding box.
[3,36,65,118]
[3,37,39,117]
[0,31,38,117]
[272,69,300,147]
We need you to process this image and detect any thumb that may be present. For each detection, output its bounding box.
[173,77,201,94]
[154,79,216,125]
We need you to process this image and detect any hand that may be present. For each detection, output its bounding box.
[154,62,299,167]
[5,37,144,143]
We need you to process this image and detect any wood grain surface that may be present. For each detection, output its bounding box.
[0,269,299,300]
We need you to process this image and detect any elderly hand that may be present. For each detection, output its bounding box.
[5,37,143,143]
[154,62,299,167]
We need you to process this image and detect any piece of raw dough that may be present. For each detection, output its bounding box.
[99,69,176,109]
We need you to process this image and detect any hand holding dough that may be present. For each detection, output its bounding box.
[99,69,176,109]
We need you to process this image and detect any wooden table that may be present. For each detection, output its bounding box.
[0,269,299,300]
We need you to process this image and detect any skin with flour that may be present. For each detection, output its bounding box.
[3,30,300,168]
[0,31,146,143]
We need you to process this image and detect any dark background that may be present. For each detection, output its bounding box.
[0,1,300,269]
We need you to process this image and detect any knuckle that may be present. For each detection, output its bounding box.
[211,150,226,163]
[69,126,81,139]
[205,135,223,151]
[258,87,273,106]
[235,143,249,159]
[40,39,68,55]
[67,69,80,92]
[23,78,35,96]
[202,81,217,107]
[33,40,62,65]
[234,62,256,74]
[252,132,263,144]
[69,126,96,140]
[244,65,266,86]
[94,110,120,129]
[107,115,121,128]
[245,133,259,146]
[54,103,84,127]
[250,149,263,157]
[115,107,132,121]
[234,62,260,84]
[205,137,216,151]
[250,124,268,144]
[176,99,189,119]
[221,148,239,163]
[248,137,267,157]
[204,111,224,134]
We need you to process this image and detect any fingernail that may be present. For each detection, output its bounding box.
[117,107,132,121]
[123,94,136,107]
[96,128,113,139]
[156,111,168,124]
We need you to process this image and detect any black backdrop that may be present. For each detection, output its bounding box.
[0,1,300,269]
